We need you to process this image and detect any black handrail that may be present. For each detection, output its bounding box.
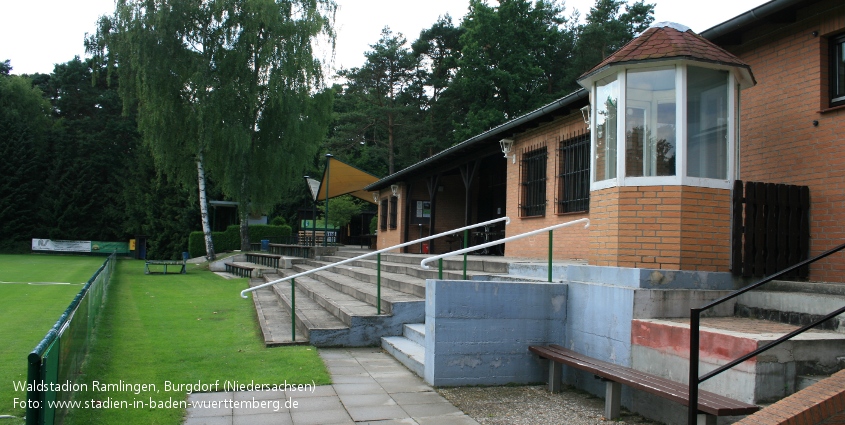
[687,241,845,425]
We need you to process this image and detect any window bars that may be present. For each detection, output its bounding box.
[380,199,388,231]
[556,131,590,214]
[520,144,548,217]
[389,197,398,229]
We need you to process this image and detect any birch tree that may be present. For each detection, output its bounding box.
[88,0,336,256]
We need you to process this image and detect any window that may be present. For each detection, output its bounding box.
[556,132,590,213]
[389,197,398,229]
[832,33,845,107]
[520,145,547,217]
[687,66,729,179]
[380,199,388,231]
[594,76,619,181]
[625,68,676,177]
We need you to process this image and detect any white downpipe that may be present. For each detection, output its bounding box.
[240,216,511,298]
[420,218,590,270]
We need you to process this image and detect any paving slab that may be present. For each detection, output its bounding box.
[183,347,479,425]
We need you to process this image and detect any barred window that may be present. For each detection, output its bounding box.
[389,197,398,229]
[520,145,548,217]
[556,132,590,213]
[380,199,388,231]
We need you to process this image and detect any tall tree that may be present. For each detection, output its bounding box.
[88,0,337,254]
[572,0,654,77]
[445,0,576,142]
[0,64,51,251]
[334,27,419,175]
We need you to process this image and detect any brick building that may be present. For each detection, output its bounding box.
[366,0,845,282]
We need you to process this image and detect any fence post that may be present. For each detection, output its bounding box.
[688,308,701,425]
[291,279,296,342]
[377,253,382,314]
[438,258,443,280]
[548,229,553,282]
[463,229,468,280]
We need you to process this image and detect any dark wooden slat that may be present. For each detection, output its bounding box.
[529,345,759,416]
[799,186,811,278]
[765,183,779,276]
[776,185,789,273]
[731,180,744,275]
[753,182,767,276]
[787,186,801,276]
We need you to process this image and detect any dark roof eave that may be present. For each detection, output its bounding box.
[700,0,808,42]
[365,89,589,191]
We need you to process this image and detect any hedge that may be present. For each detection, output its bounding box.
[188,224,292,258]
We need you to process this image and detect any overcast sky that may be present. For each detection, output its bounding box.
[1,0,771,76]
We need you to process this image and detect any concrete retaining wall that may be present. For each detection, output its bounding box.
[424,279,567,386]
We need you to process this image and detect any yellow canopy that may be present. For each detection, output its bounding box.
[312,157,380,204]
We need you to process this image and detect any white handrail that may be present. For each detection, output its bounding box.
[240,216,511,298]
[420,218,590,270]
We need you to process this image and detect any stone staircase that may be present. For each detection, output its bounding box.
[246,247,511,349]
[631,279,845,412]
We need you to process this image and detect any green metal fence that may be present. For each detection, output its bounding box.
[25,253,116,425]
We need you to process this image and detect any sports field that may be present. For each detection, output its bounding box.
[0,254,106,422]
[1,255,330,425]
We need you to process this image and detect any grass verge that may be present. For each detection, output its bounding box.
[0,254,106,423]
[64,259,329,425]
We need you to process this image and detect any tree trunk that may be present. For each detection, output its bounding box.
[197,151,216,261]
[239,174,250,252]
[388,112,395,175]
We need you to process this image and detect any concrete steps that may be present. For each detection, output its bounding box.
[382,323,426,378]
[735,280,845,333]
[245,248,439,347]
[631,317,845,404]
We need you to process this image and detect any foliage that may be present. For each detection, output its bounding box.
[270,216,287,226]
[89,0,338,253]
[188,224,292,258]
[571,0,655,78]
[0,69,51,252]
[318,195,364,229]
[370,215,378,234]
[444,0,579,142]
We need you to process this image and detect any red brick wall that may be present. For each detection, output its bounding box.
[724,0,845,281]
[588,186,731,271]
[504,114,591,260]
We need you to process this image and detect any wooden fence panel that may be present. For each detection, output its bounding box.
[731,180,810,279]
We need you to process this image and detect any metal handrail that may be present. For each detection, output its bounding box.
[687,241,845,425]
[421,218,590,282]
[240,216,511,299]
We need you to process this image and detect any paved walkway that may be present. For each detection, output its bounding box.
[183,347,479,425]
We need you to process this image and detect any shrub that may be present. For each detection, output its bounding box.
[188,224,293,258]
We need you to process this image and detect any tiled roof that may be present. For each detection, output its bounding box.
[579,23,751,82]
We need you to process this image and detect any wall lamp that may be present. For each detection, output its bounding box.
[499,138,515,164]
[390,184,400,198]
[372,191,380,203]
[580,104,591,124]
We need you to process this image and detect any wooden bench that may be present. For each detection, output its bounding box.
[529,345,759,423]
[144,259,186,274]
[224,263,254,278]
[245,252,282,268]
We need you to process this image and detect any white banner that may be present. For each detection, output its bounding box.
[31,239,92,252]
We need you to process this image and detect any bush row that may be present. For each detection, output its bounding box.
[188,224,292,258]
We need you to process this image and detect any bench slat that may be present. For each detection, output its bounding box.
[529,345,758,416]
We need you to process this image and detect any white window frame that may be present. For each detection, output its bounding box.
[590,61,739,192]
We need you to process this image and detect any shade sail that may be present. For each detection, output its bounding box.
[313,157,380,204]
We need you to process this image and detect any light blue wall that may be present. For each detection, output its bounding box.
[424,279,567,386]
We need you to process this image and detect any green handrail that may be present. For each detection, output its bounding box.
[240,216,513,341]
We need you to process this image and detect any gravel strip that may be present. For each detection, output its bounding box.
[437,385,663,425]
